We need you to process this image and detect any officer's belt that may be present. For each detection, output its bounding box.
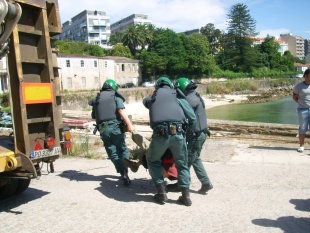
[186,131,202,138]
[153,123,183,137]
[98,121,113,133]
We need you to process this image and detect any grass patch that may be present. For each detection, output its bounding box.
[66,131,103,159]
[207,79,259,94]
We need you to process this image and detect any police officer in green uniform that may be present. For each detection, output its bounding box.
[143,77,196,206]
[90,79,133,186]
[167,77,213,194]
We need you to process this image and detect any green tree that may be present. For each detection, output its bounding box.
[181,33,216,76]
[54,40,105,56]
[148,28,188,76]
[200,23,222,55]
[280,51,295,72]
[122,24,144,57]
[108,32,124,46]
[140,50,166,78]
[110,43,132,58]
[260,35,281,69]
[224,3,258,72]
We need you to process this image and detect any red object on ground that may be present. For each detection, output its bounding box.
[62,118,91,129]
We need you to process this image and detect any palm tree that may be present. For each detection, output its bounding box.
[122,24,144,57]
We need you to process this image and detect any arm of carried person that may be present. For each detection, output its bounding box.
[293,93,298,103]
[118,108,133,133]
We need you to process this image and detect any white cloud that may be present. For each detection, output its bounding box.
[256,28,291,39]
[58,0,229,32]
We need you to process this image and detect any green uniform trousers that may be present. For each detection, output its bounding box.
[187,132,210,185]
[100,122,129,173]
[147,133,190,188]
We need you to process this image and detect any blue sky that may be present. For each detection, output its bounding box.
[58,0,310,39]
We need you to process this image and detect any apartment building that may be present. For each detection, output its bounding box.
[57,54,141,91]
[280,33,305,60]
[305,39,310,57]
[251,37,288,55]
[55,10,111,49]
[110,14,152,34]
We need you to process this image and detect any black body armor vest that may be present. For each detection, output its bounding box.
[185,91,207,132]
[149,87,185,126]
[94,90,118,124]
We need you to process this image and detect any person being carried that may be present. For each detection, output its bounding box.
[124,131,178,181]
[167,77,213,195]
[89,79,133,186]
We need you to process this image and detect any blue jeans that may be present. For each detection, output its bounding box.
[298,108,310,134]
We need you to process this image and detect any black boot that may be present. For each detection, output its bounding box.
[166,182,182,192]
[120,169,131,186]
[154,183,168,204]
[178,188,192,206]
[198,182,213,195]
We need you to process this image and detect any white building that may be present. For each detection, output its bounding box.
[280,33,305,60]
[110,14,152,34]
[57,54,141,91]
[252,37,288,55]
[55,10,111,49]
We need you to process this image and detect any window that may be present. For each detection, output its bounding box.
[81,77,86,87]
[94,60,97,67]
[81,60,84,67]
[105,61,107,68]
[122,64,125,71]
[132,64,135,72]
[116,64,120,72]
[66,60,70,67]
[128,64,131,71]
[67,77,72,88]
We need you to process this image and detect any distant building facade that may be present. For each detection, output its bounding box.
[110,14,152,34]
[280,33,305,60]
[55,10,111,49]
[57,54,141,91]
[305,39,310,57]
[294,62,310,73]
[181,29,200,36]
[252,37,288,55]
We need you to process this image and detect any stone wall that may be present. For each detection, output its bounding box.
[61,79,298,110]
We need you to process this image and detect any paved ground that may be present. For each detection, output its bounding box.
[0,135,310,233]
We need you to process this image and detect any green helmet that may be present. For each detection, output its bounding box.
[103,79,118,91]
[155,77,173,89]
[174,77,191,91]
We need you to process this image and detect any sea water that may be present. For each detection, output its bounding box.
[207,96,298,125]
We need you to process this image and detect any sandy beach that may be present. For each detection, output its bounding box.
[124,94,249,121]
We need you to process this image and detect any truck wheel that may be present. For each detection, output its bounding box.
[0,179,18,199]
[15,179,31,194]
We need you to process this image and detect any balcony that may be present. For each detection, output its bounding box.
[88,29,100,34]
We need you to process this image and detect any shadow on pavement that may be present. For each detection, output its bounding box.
[0,188,49,214]
[58,170,167,204]
[252,216,310,233]
[290,198,310,212]
[249,146,297,151]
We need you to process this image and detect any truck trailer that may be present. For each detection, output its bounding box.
[0,0,71,199]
